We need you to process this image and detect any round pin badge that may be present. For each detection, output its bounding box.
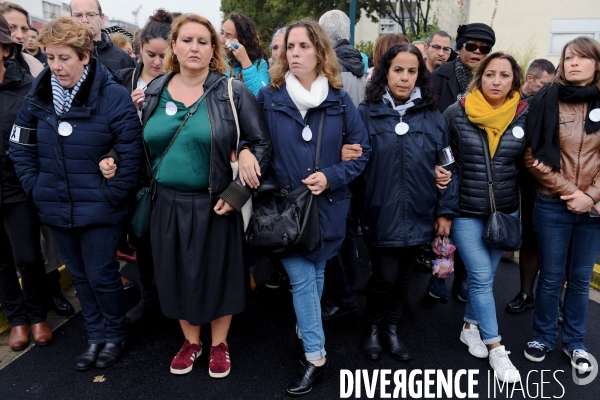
[165,101,178,116]
[589,108,600,122]
[512,126,525,139]
[395,122,409,135]
[58,121,73,137]
[302,126,313,141]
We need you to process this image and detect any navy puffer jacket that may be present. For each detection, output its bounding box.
[358,100,460,247]
[9,58,143,228]
[444,98,529,217]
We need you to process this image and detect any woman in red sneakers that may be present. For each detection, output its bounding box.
[139,14,270,376]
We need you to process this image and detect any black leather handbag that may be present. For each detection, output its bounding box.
[479,130,522,251]
[245,110,325,254]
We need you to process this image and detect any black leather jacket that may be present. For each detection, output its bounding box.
[444,99,529,217]
[140,71,271,210]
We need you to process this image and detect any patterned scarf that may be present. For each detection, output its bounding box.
[382,86,422,116]
[454,58,470,101]
[51,65,89,116]
[465,88,520,157]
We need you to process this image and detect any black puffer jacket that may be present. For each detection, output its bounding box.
[141,71,271,210]
[444,98,529,217]
[117,64,142,94]
[0,59,33,204]
[94,32,136,72]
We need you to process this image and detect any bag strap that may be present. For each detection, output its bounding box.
[150,75,226,189]
[478,128,520,219]
[313,109,326,172]
[227,77,241,149]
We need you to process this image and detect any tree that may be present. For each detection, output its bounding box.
[221,0,388,56]
[384,0,434,41]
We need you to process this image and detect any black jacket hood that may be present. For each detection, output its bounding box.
[334,39,364,78]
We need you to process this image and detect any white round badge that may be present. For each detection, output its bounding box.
[302,126,313,141]
[512,126,525,139]
[58,122,73,137]
[589,108,600,122]
[165,101,178,116]
[395,122,409,135]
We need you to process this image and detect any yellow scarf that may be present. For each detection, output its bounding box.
[465,89,520,157]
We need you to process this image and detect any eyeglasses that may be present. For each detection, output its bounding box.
[463,42,492,55]
[429,44,452,53]
[72,12,101,20]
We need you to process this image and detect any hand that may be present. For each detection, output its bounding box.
[99,157,117,180]
[435,165,452,189]
[341,144,362,161]
[229,39,252,68]
[214,198,234,215]
[237,148,261,188]
[560,190,595,214]
[593,203,600,214]
[131,88,145,109]
[302,172,329,195]
[532,158,552,174]
[434,216,452,236]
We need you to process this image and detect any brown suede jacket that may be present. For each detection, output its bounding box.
[524,101,600,201]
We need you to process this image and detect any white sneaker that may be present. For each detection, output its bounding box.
[489,346,521,383]
[564,348,594,374]
[460,324,489,358]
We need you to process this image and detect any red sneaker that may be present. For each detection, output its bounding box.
[116,250,137,263]
[209,343,231,378]
[170,340,201,375]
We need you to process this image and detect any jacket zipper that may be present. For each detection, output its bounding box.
[574,109,585,186]
[206,98,213,197]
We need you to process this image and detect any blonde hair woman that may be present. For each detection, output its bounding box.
[140,14,271,377]
[257,20,369,396]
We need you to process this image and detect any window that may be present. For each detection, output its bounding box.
[42,1,62,19]
[549,19,600,55]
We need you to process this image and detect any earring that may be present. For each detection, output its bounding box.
[209,60,217,71]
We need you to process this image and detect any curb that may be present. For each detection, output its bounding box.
[592,264,600,291]
[0,265,72,334]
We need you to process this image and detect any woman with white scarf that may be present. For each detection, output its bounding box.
[257,20,369,396]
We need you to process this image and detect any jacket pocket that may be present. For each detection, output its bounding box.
[216,92,235,121]
[558,113,576,138]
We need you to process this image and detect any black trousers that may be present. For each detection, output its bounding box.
[0,200,47,326]
[365,245,420,325]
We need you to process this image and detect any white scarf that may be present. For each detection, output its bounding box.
[382,86,422,116]
[285,72,329,118]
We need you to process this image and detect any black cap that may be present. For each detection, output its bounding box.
[456,23,495,50]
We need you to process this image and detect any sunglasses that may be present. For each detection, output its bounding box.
[463,42,492,55]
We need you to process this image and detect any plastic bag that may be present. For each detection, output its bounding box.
[430,236,456,279]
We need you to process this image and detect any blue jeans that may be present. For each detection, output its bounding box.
[452,213,517,344]
[51,224,126,344]
[532,192,600,352]
[281,255,327,361]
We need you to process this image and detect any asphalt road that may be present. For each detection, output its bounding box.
[1,238,599,399]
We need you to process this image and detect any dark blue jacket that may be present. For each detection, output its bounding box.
[257,84,370,262]
[9,59,143,229]
[358,100,460,247]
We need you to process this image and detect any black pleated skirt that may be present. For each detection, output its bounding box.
[151,184,246,326]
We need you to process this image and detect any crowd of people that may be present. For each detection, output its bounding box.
[0,0,599,396]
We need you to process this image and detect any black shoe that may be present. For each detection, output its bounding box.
[506,292,534,313]
[296,336,307,366]
[49,293,75,316]
[95,341,125,369]
[362,324,382,360]
[266,271,284,289]
[286,358,330,396]
[524,340,551,362]
[76,343,104,371]
[428,275,449,302]
[452,275,468,303]
[383,324,410,361]
[321,302,356,321]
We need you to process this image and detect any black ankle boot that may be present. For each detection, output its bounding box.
[286,358,330,396]
[383,324,410,361]
[126,275,159,323]
[76,343,104,371]
[362,324,382,360]
[95,341,125,369]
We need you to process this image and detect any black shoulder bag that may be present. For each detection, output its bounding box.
[130,76,226,238]
[480,129,522,251]
[245,110,325,255]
